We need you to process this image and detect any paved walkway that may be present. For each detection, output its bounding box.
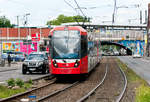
[0,62,50,83]
[0,62,21,72]
[118,56,150,85]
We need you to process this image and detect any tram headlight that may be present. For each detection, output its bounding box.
[74,61,79,67]
[53,60,58,67]
[54,63,58,67]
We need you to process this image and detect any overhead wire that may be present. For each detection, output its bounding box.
[64,0,81,25]
[64,0,80,15]
[73,0,86,17]
[73,0,88,27]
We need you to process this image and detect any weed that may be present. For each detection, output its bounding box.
[28,78,33,84]
[16,78,24,88]
[7,78,15,87]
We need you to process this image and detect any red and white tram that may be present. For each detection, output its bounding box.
[49,26,101,76]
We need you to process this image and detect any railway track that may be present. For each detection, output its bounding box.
[41,58,108,102]
[0,75,79,102]
[0,75,55,102]
[77,57,127,102]
[116,65,127,102]
[37,81,79,102]
[77,63,108,102]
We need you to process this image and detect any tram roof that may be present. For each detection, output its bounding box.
[50,26,87,33]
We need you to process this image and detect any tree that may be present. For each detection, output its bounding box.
[47,14,90,25]
[0,16,13,27]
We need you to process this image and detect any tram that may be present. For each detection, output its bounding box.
[48,26,101,76]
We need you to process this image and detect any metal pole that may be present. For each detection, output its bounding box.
[144,10,147,24]
[17,16,19,27]
[112,0,117,24]
[140,10,142,24]
[17,16,21,52]
[25,13,30,55]
[0,30,2,58]
[147,4,150,56]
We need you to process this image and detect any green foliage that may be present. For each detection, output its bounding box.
[117,58,150,102]
[136,85,150,102]
[0,16,14,27]
[7,78,15,87]
[0,83,32,98]
[0,78,32,98]
[117,59,145,83]
[16,78,24,88]
[0,85,25,98]
[28,78,33,84]
[47,14,90,25]
[24,83,32,89]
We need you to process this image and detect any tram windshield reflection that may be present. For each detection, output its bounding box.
[52,30,80,59]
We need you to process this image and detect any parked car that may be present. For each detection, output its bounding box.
[114,51,119,55]
[22,52,49,74]
[2,52,14,61]
[132,53,141,58]
[14,52,26,61]
[1,53,8,60]
[2,51,26,62]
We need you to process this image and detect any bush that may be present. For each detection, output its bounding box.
[28,79,33,84]
[16,78,24,88]
[7,78,15,87]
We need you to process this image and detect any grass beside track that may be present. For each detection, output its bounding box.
[0,83,31,98]
[117,58,150,102]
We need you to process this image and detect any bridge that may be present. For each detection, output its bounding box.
[63,23,147,56]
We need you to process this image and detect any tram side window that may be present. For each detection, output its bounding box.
[81,35,87,57]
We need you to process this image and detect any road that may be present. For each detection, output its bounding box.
[0,62,50,83]
[118,56,150,85]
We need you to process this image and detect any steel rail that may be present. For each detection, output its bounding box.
[76,64,108,102]
[116,66,127,102]
[37,81,79,102]
[0,75,55,102]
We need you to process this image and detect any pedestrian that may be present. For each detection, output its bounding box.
[8,54,11,67]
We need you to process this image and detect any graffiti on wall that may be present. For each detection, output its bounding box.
[118,40,145,56]
[2,42,20,52]
[2,41,38,54]
[20,42,37,54]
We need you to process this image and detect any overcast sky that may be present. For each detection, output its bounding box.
[0,0,150,27]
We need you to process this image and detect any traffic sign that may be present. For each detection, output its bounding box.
[31,33,40,41]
